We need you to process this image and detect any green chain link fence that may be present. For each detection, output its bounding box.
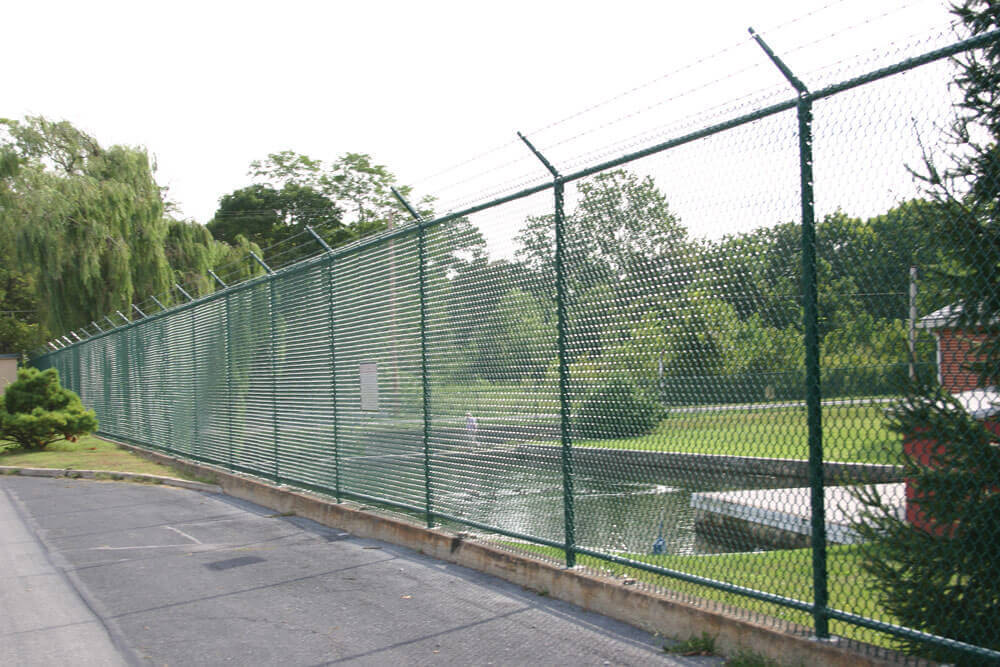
[32,25,1000,663]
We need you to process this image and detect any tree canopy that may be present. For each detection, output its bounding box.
[0,117,171,334]
[0,265,47,356]
[208,150,431,254]
[0,116,258,340]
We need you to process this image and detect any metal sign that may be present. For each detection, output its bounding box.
[359,362,379,412]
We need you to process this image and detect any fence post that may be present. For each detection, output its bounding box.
[799,94,829,640]
[391,190,434,528]
[191,310,200,460]
[750,27,828,638]
[307,226,342,502]
[269,277,281,484]
[326,260,342,502]
[76,340,83,404]
[224,291,235,472]
[249,253,281,483]
[518,132,576,568]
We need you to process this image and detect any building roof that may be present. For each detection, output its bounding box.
[918,303,997,330]
[918,304,963,330]
[954,387,1000,420]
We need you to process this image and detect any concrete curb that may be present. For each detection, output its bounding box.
[100,438,910,666]
[0,466,223,494]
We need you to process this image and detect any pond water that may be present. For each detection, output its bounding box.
[336,445,794,556]
[433,466,789,556]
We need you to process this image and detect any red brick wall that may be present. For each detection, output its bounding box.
[907,327,996,531]
[937,328,990,393]
[904,421,1000,534]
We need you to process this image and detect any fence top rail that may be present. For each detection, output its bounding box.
[33,26,1000,363]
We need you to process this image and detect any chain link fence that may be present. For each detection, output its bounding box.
[31,25,1000,663]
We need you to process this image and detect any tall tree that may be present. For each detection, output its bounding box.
[164,219,264,298]
[207,182,344,252]
[516,169,691,362]
[516,169,688,297]
[0,116,255,338]
[210,150,428,253]
[0,265,47,356]
[0,117,172,334]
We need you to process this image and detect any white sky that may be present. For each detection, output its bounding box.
[4,0,958,234]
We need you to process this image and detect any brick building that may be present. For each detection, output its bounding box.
[917,303,994,392]
[908,304,998,532]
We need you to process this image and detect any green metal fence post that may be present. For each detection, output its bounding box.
[120,329,130,439]
[269,277,280,484]
[251,252,281,484]
[326,260,341,502]
[749,27,828,638]
[554,178,576,568]
[798,94,829,640]
[518,132,576,568]
[224,292,235,472]
[75,342,83,404]
[391,189,434,528]
[191,309,199,459]
[307,226,342,503]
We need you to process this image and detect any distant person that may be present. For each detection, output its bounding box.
[465,412,478,447]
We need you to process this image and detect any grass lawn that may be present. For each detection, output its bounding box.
[503,541,901,651]
[575,403,901,465]
[0,433,200,480]
[434,381,901,465]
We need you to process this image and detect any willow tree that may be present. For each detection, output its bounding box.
[165,219,264,298]
[0,117,173,334]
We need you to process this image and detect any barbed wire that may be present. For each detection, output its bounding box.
[37,1,968,352]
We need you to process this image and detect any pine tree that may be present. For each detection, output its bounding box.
[854,3,1000,661]
[0,368,97,450]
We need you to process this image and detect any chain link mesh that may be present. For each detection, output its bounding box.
[32,27,1000,663]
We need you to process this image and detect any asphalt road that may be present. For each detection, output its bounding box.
[1,476,722,666]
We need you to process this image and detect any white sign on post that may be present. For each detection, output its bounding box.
[359,362,379,412]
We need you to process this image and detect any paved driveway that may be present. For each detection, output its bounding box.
[1,476,721,666]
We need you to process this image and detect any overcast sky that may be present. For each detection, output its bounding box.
[5,0,956,230]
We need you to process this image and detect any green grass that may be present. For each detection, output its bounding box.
[0,434,202,480]
[664,631,717,655]
[501,540,902,651]
[575,403,901,465]
[433,380,900,465]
